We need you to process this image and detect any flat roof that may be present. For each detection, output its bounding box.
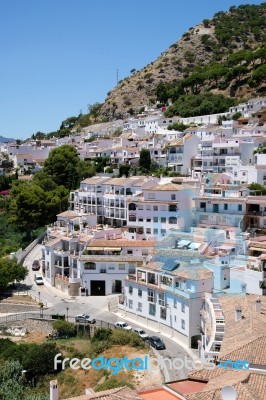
[139,388,182,400]
[167,380,207,394]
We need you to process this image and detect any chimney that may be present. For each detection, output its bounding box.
[235,306,242,321]
[50,380,59,400]
[255,298,261,313]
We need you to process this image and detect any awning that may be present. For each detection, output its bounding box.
[103,247,121,252]
[86,247,121,252]
[249,247,266,252]
[218,245,235,251]
[87,247,105,251]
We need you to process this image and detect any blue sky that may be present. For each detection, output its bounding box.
[0,0,263,139]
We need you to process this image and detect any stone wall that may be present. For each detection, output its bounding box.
[0,304,40,313]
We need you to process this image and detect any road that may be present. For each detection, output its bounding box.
[21,245,194,381]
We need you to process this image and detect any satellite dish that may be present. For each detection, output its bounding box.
[221,386,237,400]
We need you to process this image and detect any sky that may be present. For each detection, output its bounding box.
[0,0,263,139]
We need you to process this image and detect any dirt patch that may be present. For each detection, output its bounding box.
[2,295,39,305]
[20,331,48,344]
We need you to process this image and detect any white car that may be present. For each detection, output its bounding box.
[133,328,149,340]
[115,321,132,330]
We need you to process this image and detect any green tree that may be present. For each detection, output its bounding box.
[250,64,266,86]
[232,111,242,120]
[33,171,57,192]
[167,122,188,131]
[0,360,25,400]
[0,257,27,291]
[119,164,131,177]
[139,149,151,171]
[88,102,103,123]
[42,145,80,190]
[9,182,47,237]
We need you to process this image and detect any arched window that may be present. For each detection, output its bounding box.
[128,203,137,211]
[84,262,96,270]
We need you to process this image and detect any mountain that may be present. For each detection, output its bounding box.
[100,3,266,120]
[0,135,15,143]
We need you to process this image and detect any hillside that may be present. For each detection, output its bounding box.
[100,3,266,120]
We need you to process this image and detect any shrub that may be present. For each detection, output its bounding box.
[52,320,76,337]
[91,328,112,343]
[95,376,134,392]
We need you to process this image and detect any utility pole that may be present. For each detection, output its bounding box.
[116,69,119,85]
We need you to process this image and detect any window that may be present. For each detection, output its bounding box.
[129,286,133,295]
[138,205,144,210]
[118,264,125,270]
[171,194,176,200]
[153,229,158,234]
[149,303,156,316]
[158,293,166,306]
[148,289,155,302]
[181,319,185,330]
[182,303,185,313]
[108,266,115,270]
[128,300,133,309]
[138,289,142,297]
[161,217,166,223]
[238,204,242,211]
[147,218,151,222]
[138,302,142,312]
[46,250,49,255]
[224,204,228,210]
[169,205,177,212]
[138,218,143,222]
[153,217,158,222]
[84,262,96,270]
[148,193,155,200]
[161,205,167,211]
[153,206,158,211]
[146,228,151,234]
[169,217,177,224]
[146,205,151,210]
[161,229,166,235]
[174,299,177,309]
[160,307,167,320]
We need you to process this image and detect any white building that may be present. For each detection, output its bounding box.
[123,256,213,347]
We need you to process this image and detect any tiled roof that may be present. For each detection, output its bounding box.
[186,370,266,400]
[57,210,79,218]
[221,336,266,365]
[63,386,141,400]
[217,294,266,360]
[146,183,195,191]
[81,177,111,185]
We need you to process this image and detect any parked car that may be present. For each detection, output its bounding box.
[115,321,132,330]
[32,260,40,271]
[133,328,149,340]
[75,314,96,324]
[34,273,44,285]
[149,336,166,350]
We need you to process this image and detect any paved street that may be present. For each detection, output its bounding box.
[21,244,196,381]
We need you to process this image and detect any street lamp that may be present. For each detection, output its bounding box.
[38,292,41,304]
[66,307,69,321]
